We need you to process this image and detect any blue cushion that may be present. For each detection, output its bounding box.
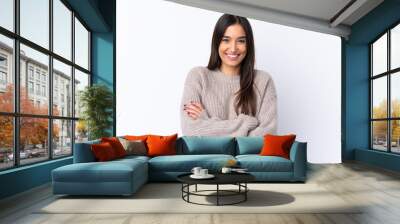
[73,139,100,163]
[177,136,235,155]
[149,154,235,172]
[236,136,263,155]
[236,155,293,172]
[117,155,150,162]
[52,159,147,183]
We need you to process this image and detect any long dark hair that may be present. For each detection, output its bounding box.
[207,14,256,116]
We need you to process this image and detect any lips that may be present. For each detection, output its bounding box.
[225,53,240,60]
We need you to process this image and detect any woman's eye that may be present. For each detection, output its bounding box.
[238,39,246,43]
[222,39,229,42]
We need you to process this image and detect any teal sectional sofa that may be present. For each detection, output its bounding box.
[52,136,307,196]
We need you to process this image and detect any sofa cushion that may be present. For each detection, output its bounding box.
[236,155,293,172]
[236,136,263,155]
[73,139,100,163]
[260,134,296,159]
[147,134,178,157]
[148,154,235,172]
[101,137,127,158]
[118,138,147,156]
[177,136,235,155]
[53,158,147,183]
[91,142,118,161]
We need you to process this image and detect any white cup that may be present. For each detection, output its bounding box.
[200,169,208,176]
[221,167,232,174]
[191,167,202,176]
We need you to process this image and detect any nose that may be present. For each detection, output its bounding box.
[229,40,238,52]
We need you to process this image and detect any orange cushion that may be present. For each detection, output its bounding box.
[91,142,117,161]
[101,137,127,158]
[259,134,296,159]
[146,134,178,157]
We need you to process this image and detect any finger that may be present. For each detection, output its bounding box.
[184,108,201,117]
[187,112,198,120]
[185,105,202,114]
[191,102,204,110]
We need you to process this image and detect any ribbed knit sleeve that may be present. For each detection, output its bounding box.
[248,76,278,136]
[180,67,259,137]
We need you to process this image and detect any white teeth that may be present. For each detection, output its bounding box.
[227,54,239,59]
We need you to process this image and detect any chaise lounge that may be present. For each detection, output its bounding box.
[52,136,307,196]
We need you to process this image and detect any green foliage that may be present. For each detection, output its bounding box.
[79,84,113,140]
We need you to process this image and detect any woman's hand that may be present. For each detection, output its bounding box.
[183,101,204,120]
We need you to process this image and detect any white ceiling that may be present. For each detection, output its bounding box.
[166,0,384,38]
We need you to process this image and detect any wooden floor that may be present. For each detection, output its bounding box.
[1,162,400,224]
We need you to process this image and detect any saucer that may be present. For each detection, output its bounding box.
[190,174,215,179]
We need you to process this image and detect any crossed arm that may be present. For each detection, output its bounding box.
[180,80,277,137]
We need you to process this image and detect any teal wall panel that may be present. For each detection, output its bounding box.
[343,0,400,172]
[0,158,72,199]
[91,32,115,135]
[355,149,400,172]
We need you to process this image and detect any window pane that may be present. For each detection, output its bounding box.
[74,69,89,118]
[53,119,72,157]
[53,59,72,117]
[20,0,49,49]
[392,72,400,118]
[20,44,49,115]
[391,120,400,153]
[0,0,13,31]
[0,116,13,170]
[20,117,49,165]
[75,18,89,69]
[372,77,387,119]
[53,0,72,60]
[372,33,387,76]
[0,34,14,112]
[75,120,88,143]
[372,121,388,151]
[391,24,400,70]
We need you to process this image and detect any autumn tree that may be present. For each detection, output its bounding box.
[372,99,400,143]
[0,84,60,152]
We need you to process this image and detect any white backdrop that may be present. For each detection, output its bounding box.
[116,0,341,163]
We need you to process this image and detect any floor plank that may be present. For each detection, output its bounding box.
[1,162,400,224]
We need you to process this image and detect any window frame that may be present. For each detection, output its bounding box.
[370,21,400,154]
[0,0,92,171]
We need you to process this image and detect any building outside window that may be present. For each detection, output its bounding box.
[28,81,34,94]
[35,70,40,81]
[0,54,6,67]
[0,71,6,84]
[0,54,7,90]
[41,73,46,83]
[28,66,34,80]
[42,85,46,97]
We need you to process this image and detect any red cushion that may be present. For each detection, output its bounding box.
[101,137,127,158]
[146,134,178,157]
[259,134,296,159]
[91,142,117,161]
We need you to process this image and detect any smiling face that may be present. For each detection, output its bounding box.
[218,23,247,72]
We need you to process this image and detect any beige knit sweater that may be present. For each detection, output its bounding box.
[180,66,277,137]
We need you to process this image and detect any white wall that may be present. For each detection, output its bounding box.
[116,0,341,163]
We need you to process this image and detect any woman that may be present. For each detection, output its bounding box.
[181,14,277,137]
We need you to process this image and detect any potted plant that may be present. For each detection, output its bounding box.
[79,84,113,140]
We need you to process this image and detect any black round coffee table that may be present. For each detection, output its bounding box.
[177,173,255,206]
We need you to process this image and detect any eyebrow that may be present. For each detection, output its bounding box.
[222,36,246,39]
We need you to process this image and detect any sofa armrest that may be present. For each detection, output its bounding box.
[289,141,307,181]
[73,140,100,163]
